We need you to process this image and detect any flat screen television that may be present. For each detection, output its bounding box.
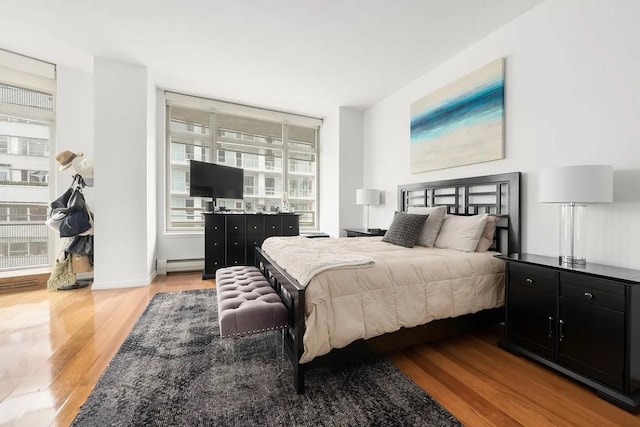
[189,160,244,201]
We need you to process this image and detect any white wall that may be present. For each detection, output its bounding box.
[363,0,640,269]
[146,79,157,279]
[318,110,341,237]
[338,107,364,234]
[93,57,154,288]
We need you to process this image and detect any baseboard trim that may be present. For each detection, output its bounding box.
[156,259,204,275]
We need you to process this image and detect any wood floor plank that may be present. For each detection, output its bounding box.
[402,346,525,426]
[429,335,636,426]
[2,272,640,426]
[388,351,499,427]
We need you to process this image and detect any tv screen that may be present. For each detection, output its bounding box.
[189,160,244,200]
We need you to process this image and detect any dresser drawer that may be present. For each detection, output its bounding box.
[246,216,264,234]
[282,215,299,236]
[205,215,225,237]
[226,215,246,235]
[509,263,556,294]
[560,273,625,312]
[265,216,282,237]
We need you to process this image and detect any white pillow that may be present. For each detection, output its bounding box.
[407,206,447,248]
[434,214,489,252]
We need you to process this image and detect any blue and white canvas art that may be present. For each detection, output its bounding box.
[410,58,505,173]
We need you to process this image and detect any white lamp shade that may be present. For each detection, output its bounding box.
[356,189,380,206]
[539,165,613,204]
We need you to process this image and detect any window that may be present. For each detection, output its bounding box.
[0,135,7,153]
[0,49,55,271]
[165,92,321,231]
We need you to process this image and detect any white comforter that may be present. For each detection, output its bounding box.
[262,236,505,363]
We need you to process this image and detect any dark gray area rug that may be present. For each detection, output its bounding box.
[72,289,462,426]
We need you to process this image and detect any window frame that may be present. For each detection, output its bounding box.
[0,49,56,272]
[164,92,321,233]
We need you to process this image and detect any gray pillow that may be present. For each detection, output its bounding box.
[382,212,428,248]
[407,205,447,247]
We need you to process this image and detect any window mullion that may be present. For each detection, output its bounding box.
[282,123,289,203]
[211,112,219,162]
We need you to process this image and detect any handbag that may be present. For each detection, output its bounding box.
[50,187,74,210]
[66,235,93,256]
[46,209,69,232]
[50,184,92,237]
[50,175,81,210]
[47,254,76,291]
[59,209,92,237]
[71,253,92,273]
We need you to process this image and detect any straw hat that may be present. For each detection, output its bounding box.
[55,150,83,171]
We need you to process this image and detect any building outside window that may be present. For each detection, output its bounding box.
[165,92,321,231]
[0,50,56,272]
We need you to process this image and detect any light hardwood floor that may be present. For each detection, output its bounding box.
[1,272,638,427]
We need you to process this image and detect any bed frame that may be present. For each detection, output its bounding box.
[255,171,521,393]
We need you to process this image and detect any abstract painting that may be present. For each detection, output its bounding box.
[410,58,505,173]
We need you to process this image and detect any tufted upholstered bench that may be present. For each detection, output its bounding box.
[215,265,288,338]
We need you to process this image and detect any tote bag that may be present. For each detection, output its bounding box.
[47,255,76,291]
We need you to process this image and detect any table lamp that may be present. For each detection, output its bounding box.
[356,189,380,231]
[539,165,613,266]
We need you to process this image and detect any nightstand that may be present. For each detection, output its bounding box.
[343,228,386,237]
[302,232,330,238]
[496,253,640,412]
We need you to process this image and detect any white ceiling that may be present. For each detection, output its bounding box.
[1,0,542,117]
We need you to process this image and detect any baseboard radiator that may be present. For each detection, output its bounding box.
[156,259,204,275]
[0,274,48,291]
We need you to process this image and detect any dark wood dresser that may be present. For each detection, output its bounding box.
[497,253,640,412]
[203,213,300,279]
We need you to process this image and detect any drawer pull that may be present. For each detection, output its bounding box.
[584,292,593,300]
[234,226,238,230]
[233,242,238,246]
[548,316,553,338]
[525,278,534,284]
[213,243,218,246]
[272,225,276,229]
[254,226,258,229]
[289,225,293,229]
[559,319,565,342]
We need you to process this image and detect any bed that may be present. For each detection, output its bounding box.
[255,172,521,393]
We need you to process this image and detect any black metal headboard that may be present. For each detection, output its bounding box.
[398,172,521,254]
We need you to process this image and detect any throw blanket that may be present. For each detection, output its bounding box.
[261,236,374,286]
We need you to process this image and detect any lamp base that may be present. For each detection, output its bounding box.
[559,255,586,267]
